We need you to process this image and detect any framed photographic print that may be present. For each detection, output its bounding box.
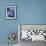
[5,5,16,20]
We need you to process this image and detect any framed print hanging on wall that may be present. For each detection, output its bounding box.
[5,5,16,20]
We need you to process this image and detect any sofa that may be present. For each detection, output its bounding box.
[21,29,45,41]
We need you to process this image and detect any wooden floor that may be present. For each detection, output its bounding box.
[19,39,46,46]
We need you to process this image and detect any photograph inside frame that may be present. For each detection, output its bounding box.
[6,5,16,20]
